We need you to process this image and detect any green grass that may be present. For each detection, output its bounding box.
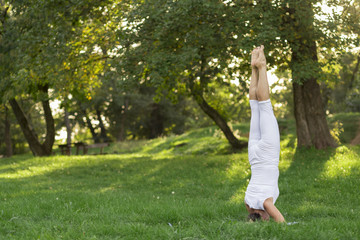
[1,122,360,239]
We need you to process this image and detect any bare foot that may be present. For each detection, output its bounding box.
[251,47,260,68]
[253,45,266,69]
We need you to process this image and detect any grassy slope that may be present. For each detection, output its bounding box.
[1,116,360,239]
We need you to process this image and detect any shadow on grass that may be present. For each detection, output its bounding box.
[279,146,346,221]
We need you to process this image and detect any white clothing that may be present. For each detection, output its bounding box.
[245,99,280,210]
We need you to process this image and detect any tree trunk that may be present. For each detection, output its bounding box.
[149,103,164,139]
[40,85,55,154]
[9,98,52,156]
[292,83,312,147]
[302,75,337,149]
[4,105,13,157]
[192,92,247,149]
[96,109,109,142]
[291,41,337,149]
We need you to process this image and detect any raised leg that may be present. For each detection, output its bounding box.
[249,68,259,100]
[257,67,270,101]
[255,46,270,101]
[254,46,279,144]
[258,100,280,145]
[249,100,261,143]
[249,48,261,142]
[249,48,259,100]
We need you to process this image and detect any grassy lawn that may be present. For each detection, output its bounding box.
[1,121,360,239]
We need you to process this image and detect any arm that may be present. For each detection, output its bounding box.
[263,198,285,223]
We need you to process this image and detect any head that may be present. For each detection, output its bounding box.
[248,213,261,222]
[245,203,270,221]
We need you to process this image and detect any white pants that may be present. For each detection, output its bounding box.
[245,99,280,210]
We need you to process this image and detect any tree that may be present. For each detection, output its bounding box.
[0,1,56,156]
[9,87,55,156]
[0,0,70,155]
[0,0,114,155]
[119,0,251,149]
[245,0,360,149]
[286,1,337,148]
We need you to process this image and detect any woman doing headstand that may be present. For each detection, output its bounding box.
[244,45,285,223]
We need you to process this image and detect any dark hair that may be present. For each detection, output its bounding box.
[248,213,261,222]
